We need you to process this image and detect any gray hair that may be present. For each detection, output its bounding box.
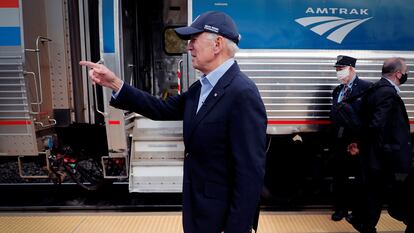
[205,32,239,57]
[382,57,406,76]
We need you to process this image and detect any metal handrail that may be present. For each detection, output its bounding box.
[178,60,183,94]
[34,116,57,128]
[24,36,57,127]
[24,36,52,108]
[93,59,107,117]
[128,64,135,86]
[23,71,40,114]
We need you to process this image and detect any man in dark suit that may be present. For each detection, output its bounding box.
[388,167,414,233]
[330,55,372,221]
[403,168,414,233]
[80,11,267,233]
[348,57,412,233]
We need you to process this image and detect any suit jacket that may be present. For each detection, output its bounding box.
[360,78,412,173]
[330,76,372,143]
[110,62,267,233]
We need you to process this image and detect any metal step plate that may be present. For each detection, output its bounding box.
[133,141,184,161]
[133,118,183,141]
[129,165,183,193]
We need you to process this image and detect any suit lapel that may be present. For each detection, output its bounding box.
[349,77,361,97]
[191,84,225,128]
[189,82,201,121]
[349,77,359,97]
[183,81,201,144]
[333,85,342,104]
[186,62,239,140]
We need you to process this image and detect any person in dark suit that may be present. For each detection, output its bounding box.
[388,167,414,233]
[347,57,412,233]
[80,11,267,233]
[330,55,372,221]
[403,167,414,233]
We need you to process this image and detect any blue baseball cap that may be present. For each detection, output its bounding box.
[174,11,241,45]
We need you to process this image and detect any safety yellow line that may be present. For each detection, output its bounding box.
[0,211,406,233]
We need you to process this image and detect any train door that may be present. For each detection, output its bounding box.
[103,0,188,192]
[1,0,109,174]
[96,0,127,153]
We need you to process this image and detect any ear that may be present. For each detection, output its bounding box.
[394,70,401,79]
[213,36,224,54]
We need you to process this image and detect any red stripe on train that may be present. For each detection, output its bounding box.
[0,0,19,8]
[0,120,31,125]
[269,120,414,125]
[109,120,121,125]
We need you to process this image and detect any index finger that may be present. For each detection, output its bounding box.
[79,60,101,69]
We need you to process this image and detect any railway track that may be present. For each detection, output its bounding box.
[0,156,333,211]
[0,183,332,212]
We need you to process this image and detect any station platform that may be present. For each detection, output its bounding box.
[0,211,406,233]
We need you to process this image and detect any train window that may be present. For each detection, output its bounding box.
[164,27,187,55]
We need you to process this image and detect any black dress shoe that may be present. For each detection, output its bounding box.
[345,214,377,233]
[345,213,354,223]
[346,214,362,230]
[331,210,348,221]
[406,224,414,233]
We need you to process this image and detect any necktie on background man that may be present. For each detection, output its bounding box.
[342,86,351,101]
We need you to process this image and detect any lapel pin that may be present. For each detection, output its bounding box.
[214,93,218,97]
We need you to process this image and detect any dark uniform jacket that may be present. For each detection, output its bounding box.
[330,76,372,143]
[360,78,412,173]
[110,62,267,233]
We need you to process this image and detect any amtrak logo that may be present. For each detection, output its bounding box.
[295,7,373,44]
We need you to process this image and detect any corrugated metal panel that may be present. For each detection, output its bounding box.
[0,55,29,121]
[0,49,38,156]
[0,1,38,156]
[236,50,414,134]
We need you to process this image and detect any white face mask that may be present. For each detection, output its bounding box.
[336,67,350,84]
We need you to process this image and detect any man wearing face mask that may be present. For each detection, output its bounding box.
[330,55,372,222]
[346,57,413,233]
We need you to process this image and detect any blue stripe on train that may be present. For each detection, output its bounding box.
[103,0,114,53]
[0,27,20,46]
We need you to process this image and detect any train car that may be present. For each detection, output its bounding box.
[0,0,413,202]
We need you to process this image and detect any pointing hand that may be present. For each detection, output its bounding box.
[79,60,123,92]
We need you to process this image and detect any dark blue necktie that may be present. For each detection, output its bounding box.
[342,86,351,101]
